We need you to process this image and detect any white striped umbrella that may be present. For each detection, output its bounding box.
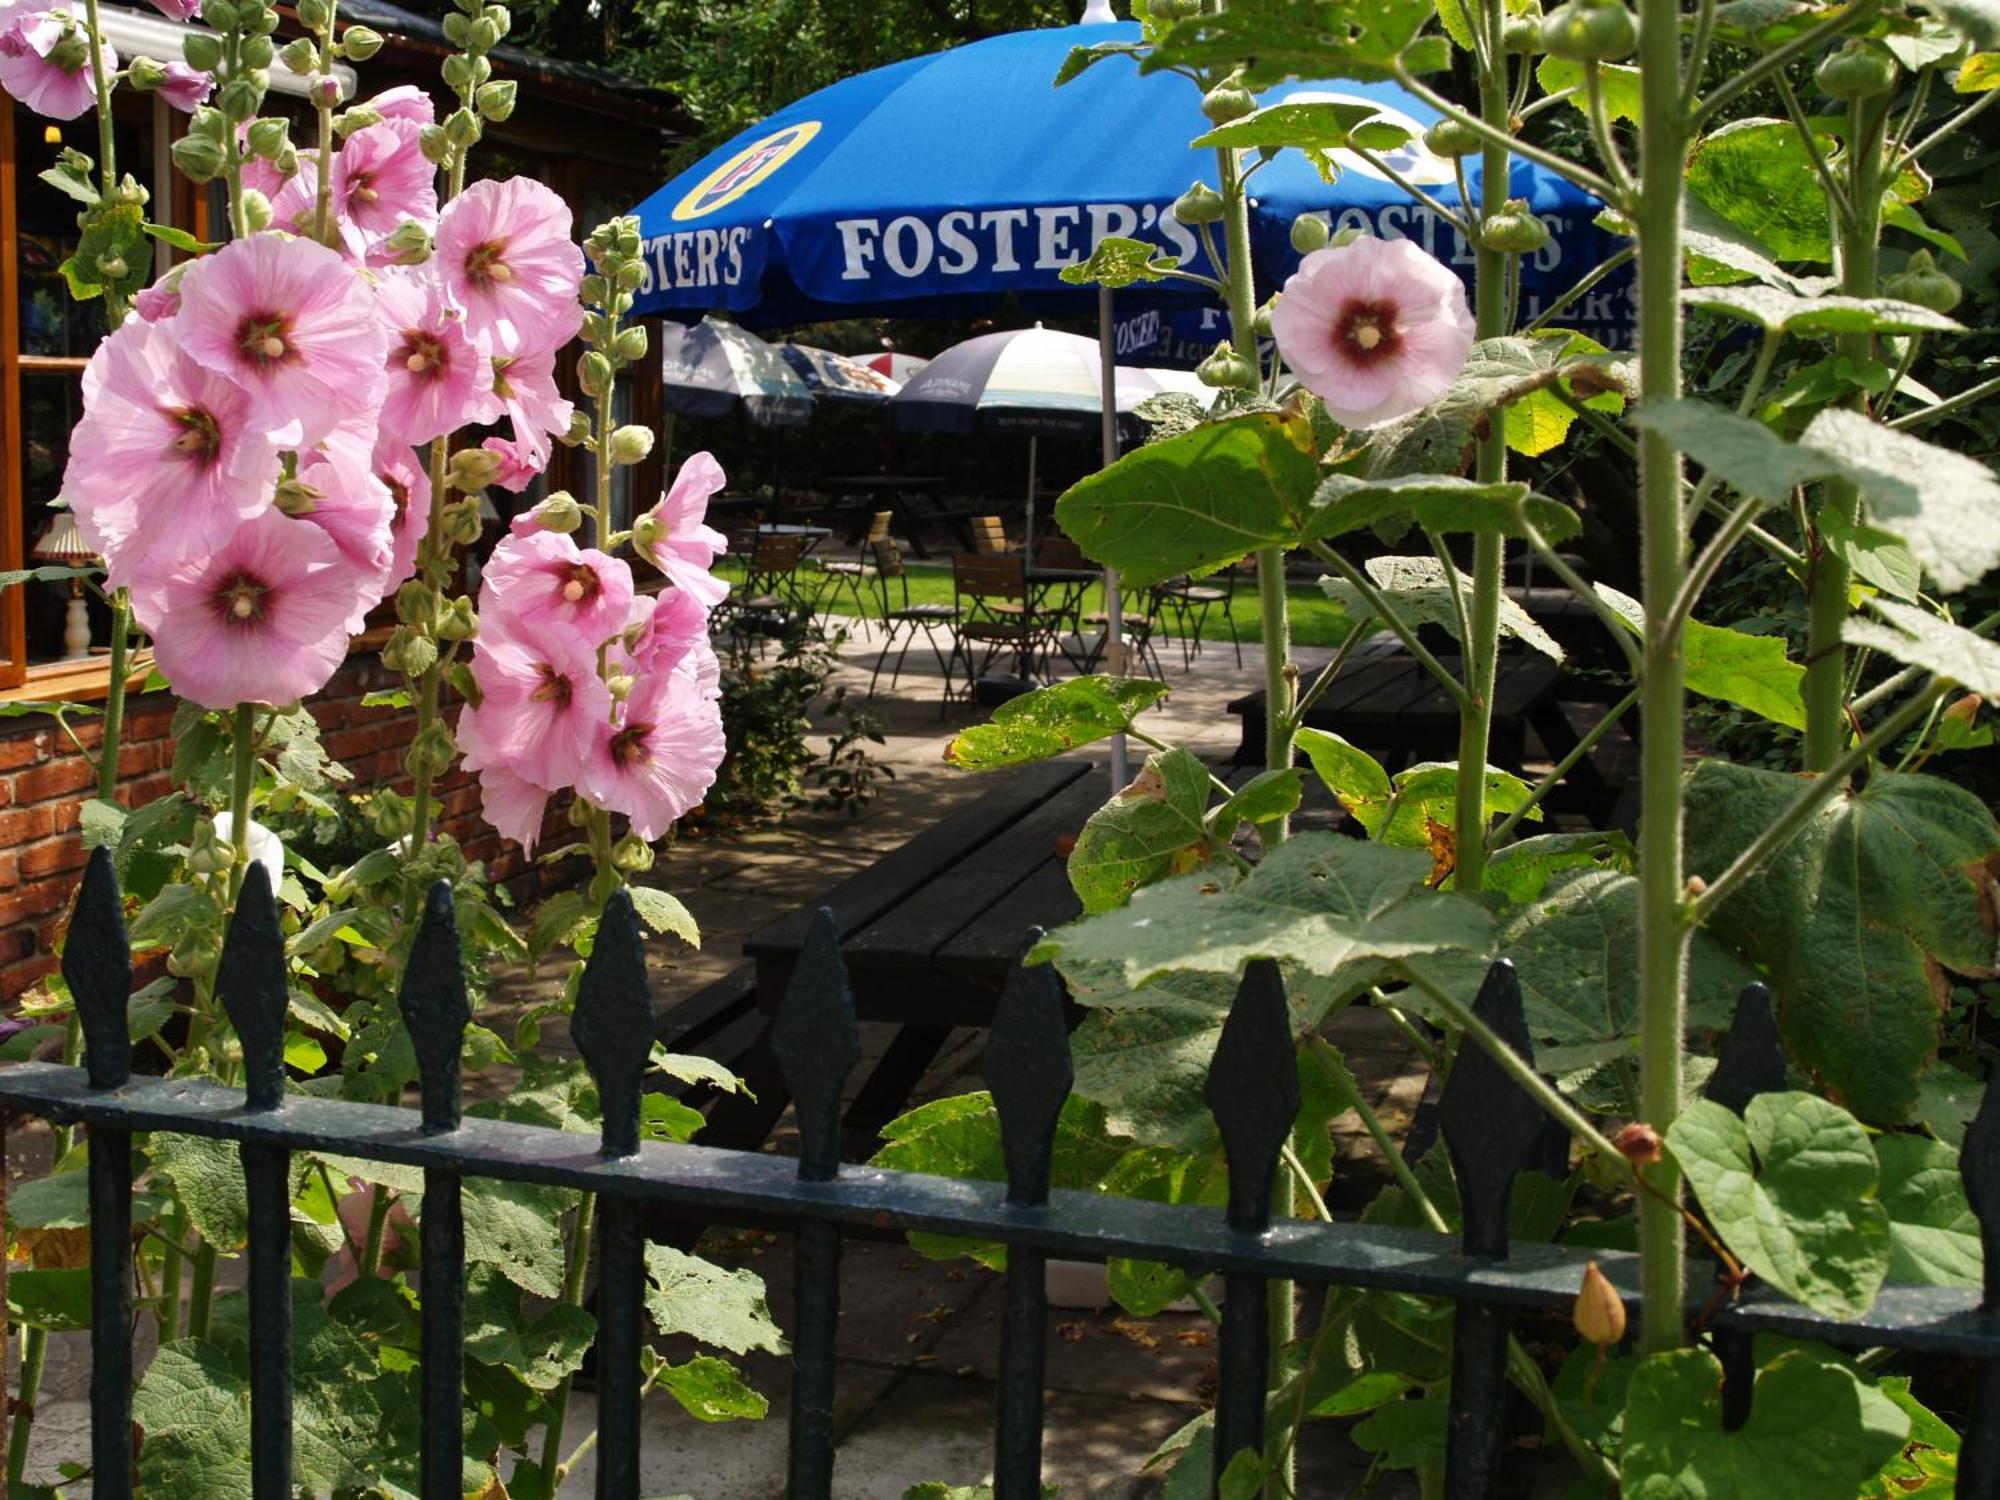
[860,351,930,385]
[779,343,902,403]
[891,326,1159,557]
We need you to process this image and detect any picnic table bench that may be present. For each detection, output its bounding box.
[1227,645,1625,823]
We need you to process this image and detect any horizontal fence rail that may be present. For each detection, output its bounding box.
[6,845,2000,1498]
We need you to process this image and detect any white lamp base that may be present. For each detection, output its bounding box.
[62,594,91,659]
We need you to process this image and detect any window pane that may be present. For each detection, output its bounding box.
[17,115,150,357]
[18,370,105,664]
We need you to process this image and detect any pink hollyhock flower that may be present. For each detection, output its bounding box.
[435,177,585,355]
[290,440,396,629]
[361,83,434,125]
[488,344,574,464]
[479,528,632,647]
[634,450,730,609]
[133,273,182,322]
[469,757,556,855]
[577,658,726,839]
[482,435,541,494]
[130,508,368,709]
[176,232,387,447]
[374,266,495,445]
[239,135,299,208]
[1270,236,1475,430]
[155,60,212,112]
[63,318,281,586]
[0,7,113,120]
[372,437,429,586]
[462,618,613,790]
[614,586,709,681]
[333,120,437,263]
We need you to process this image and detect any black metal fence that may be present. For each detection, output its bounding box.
[6,845,2000,1499]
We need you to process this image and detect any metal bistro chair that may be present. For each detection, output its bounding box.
[1157,561,1244,668]
[718,530,814,644]
[1080,581,1170,678]
[947,552,1054,695]
[865,536,960,709]
[815,511,894,615]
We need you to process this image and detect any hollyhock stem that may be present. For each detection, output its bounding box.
[312,0,341,245]
[537,1191,596,1483]
[96,597,129,801]
[226,703,256,901]
[1634,0,1693,1355]
[405,435,451,858]
[1803,94,1888,770]
[1454,0,1512,894]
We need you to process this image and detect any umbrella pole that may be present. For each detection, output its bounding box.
[1023,434,1037,562]
[1098,285,1128,787]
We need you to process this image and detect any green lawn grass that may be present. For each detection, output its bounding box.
[712,557,1356,649]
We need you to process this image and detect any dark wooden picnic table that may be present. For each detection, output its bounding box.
[822,474,949,555]
[701,759,1103,1154]
[1228,643,1622,821]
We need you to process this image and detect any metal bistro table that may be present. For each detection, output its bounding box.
[705,759,1102,1155]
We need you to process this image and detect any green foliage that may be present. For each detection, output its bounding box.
[943,675,1169,771]
[1685,763,2000,1123]
[1618,1348,1909,1496]
[1322,555,1567,659]
[1068,747,1218,913]
[1669,1093,1892,1318]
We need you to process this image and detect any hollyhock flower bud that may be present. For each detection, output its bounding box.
[246,117,289,158]
[1290,213,1330,254]
[521,489,582,534]
[419,124,451,163]
[578,350,614,397]
[435,595,477,641]
[1172,181,1224,226]
[1478,200,1551,255]
[1613,1121,1663,1166]
[606,672,633,701]
[612,832,655,872]
[448,445,503,492]
[383,625,438,676]
[384,219,433,265]
[240,32,274,68]
[186,817,232,876]
[1201,76,1255,125]
[241,189,273,232]
[1269,236,1475,429]
[442,497,484,546]
[278,35,316,72]
[183,31,223,70]
[1423,119,1481,158]
[1884,249,1962,315]
[334,104,381,135]
[340,23,382,59]
[310,71,341,106]
[476,79,515,121]
[128,54,168,90]
[1197,340,1258,392]
[218,74,265,121]
[1572,1262,1626,1347]
[443,106,480,147]
[607,424,654,466]
[395,580,435,625]
[481,435,540,493]
[405,719,458,780]
[614,324,649,364]
[631,451,729,608]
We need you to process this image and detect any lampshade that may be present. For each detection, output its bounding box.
[31,510,96,565]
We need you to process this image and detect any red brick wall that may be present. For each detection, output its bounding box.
[0,654,581,1002]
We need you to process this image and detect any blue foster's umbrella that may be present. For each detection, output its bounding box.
[624,18,1630,352]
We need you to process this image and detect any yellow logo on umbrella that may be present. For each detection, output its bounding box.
[671,121,822,222]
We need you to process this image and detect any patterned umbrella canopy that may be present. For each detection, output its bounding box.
[659,317,814,427]
[779,343,902,403]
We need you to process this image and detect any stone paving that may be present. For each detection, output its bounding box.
[6,622,1474,1498]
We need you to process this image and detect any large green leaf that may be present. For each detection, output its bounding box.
[1687,118,1838,262]
[1920,0,2000,46]
[643,1244,786,1356]
[133,1341,255,1496]
[944,676,1169,770]
[1057,235,1180,290]
[149,1132,250,1251]
[1684,284,1966,335]
[5,1267,93,1331]
[1485,830,1633,903]
[1800,406,2000,593]
[1844,598,2000,702]
[1631,400,1827,504]
[1294,728,1393,835]
[1668,1093,1892,1318]
[1068,748,1215,913]
[1054,410,1320,588]
[1363,335,1626,472]
[1032,832,1491,992]
[1138,0,1444,85]
[1864,1376,1962,1494]
[1190,100,1406,153]
[1536,55,1642,121]
[462,1264,598,1390]
[656,1354,769,1421]
[1487,870,1757,1077]
[1876,1133,1982,1287]
[458,1179,575,1298]
[1323,555,1567,660]
[1304,473,1582,545]
[1685,761,2000,1123]
[1620,1348,1909,1496]
[1595,585,1805,728]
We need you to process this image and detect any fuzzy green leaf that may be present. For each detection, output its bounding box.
[1684,284,1965,335]
[628,884,700,946]
[1877,1134,1982,1287]
[1294,728,1393,835]
[1138,0,1440,85]
[656,1354,769,1421]
[1668,1094,1891,1318]
[1069,748,1215,913]
[1304,473,1582,544]
[944,676,1170,770]
[1057,234,1180,289]
[1843,599,2000,703]
[643,1244,786,1356]
[1190,99,1405,151]
[1620,1348,1909,1496]
[1324,555,1566,660]
[1687,118,1839,262]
